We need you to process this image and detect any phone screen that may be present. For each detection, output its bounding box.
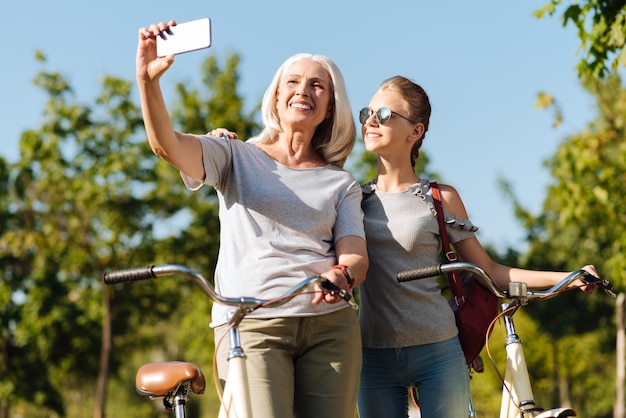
[156,18,212,57]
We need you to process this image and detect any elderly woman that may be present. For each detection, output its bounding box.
[136,20,368,418]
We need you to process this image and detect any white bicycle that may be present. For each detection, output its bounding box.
[397,261,615,418]
[103,264,356,418]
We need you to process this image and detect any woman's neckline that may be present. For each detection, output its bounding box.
[372,177,423,193]
[251,142,330,170]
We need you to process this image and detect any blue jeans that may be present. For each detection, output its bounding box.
[358,337,470,418]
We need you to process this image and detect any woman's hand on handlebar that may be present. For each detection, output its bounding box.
[312,268,351,305]
[573,265,601,294]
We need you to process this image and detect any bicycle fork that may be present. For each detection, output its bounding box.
[499,303,538,417]
[499,303,575,418]
[219,317,253,418]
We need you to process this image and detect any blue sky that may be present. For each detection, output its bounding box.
[2,0,595,248]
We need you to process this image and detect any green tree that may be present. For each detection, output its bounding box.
[533,75,626,283]
[497,73,625,416]
[0,51,218,417]
[535,0,626,79]
[0,152,67,418]
[530,3,626,413]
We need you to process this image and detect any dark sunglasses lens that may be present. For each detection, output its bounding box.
[377,107,392,124]
[359,108,373,124]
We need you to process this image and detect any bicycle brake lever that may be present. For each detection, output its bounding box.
[580,271,617,298]
[319,280,358,310]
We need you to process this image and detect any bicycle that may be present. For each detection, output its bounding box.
[103,264,357,418]
[397,261,616,418]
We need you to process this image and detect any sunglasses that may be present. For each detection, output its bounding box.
[359,107,416,125]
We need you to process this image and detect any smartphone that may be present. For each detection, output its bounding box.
[156,18,212,57]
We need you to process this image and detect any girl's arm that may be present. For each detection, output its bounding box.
[439,183,598,292]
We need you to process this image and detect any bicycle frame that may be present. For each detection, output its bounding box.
[397,262,615,418]
[104,264,357,418]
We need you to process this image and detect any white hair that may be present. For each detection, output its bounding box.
[249,53,356,167]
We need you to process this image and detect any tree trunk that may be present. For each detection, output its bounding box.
[555,341,572,408]
[615,293,625,418]
[558,375,572,409]
[93,284,112,418]
[0,399,8,418]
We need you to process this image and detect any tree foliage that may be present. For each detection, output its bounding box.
[512,74,626,287]
[496,73,625,417]
[0,51,252,417]
[476,5,626,415]
[535,0,626,79]
[0,52,185,417]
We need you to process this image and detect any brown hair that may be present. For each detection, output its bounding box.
[379,76,431,167]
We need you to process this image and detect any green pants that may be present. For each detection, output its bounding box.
[215,308,362,418]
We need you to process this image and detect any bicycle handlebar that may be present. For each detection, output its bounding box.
[397,263,507,298]
[103,264,358,311]
[396,262,616,300]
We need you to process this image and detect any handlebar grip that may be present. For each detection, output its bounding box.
[103,266,157,285]
[397,265,443,283]
[580,270,613,289]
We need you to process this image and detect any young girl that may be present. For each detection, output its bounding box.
[356,75,599,417]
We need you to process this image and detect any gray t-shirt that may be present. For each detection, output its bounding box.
[359,179,478,348]
[181,135,365,326]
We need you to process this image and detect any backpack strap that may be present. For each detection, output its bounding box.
[430,182,465,307]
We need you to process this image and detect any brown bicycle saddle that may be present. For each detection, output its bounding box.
[136,361,206,397]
